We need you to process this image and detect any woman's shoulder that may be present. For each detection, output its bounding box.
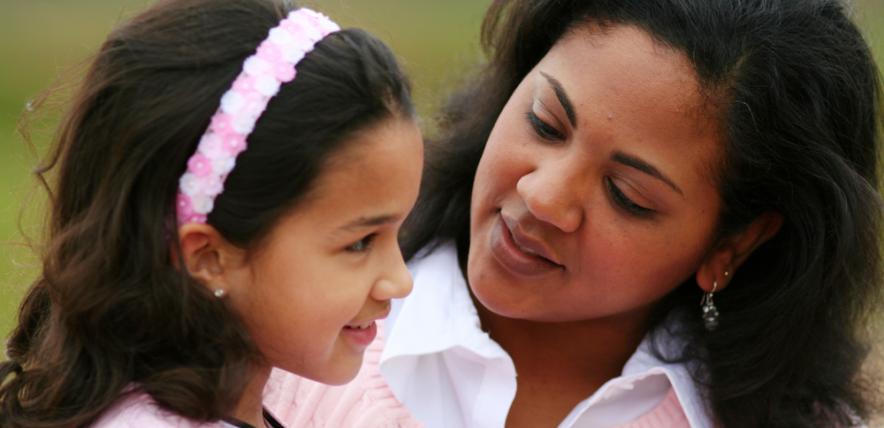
[91,391,226,428]
[263,328,422,427]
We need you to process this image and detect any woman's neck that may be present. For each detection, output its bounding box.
[475,302,653,427]
[480,307,649,378]
[230,364,272,428]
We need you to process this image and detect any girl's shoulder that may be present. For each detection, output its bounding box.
[91,391,227,428]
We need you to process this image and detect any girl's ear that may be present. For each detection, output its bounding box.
[177,224,248,295]
[696,210,783,292]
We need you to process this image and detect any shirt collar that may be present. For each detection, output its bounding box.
[381,242,714,428]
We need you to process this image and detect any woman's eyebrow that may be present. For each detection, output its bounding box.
[540,71,577,127]
[612,151,684,196]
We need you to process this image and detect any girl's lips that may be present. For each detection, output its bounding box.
[490,213,563,277]
[341,321,377,349]
[341,307,389,350]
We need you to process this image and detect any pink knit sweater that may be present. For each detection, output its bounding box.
[613,389,689,428]
[263,328,422,427]
[263,326,690,428]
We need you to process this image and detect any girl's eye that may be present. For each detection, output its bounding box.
[526,111,565,141]
[346,234,376,252]
[604,177,655,218]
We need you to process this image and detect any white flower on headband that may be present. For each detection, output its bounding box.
[176,8,340,225]
[220,91,245,115]
[254,75,282,97]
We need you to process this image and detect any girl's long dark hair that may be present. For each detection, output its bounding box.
[0,0,413,426]
[402,0,883,426]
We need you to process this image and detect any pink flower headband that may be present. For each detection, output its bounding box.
[176,8,340,225]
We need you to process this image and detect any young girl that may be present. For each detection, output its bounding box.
[266,0,883,427]
[0,0,423,426]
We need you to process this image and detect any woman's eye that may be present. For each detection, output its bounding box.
[346,234,376,252]
[604,177,655,218]
[526,111,564,141]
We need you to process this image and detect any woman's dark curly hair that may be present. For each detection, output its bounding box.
[0,0,413,426]
[401,0,883,426]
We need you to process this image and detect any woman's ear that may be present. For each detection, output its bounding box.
[696,210,783,292]
[177,224,248,296]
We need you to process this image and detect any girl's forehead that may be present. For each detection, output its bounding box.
[276,119,423,230]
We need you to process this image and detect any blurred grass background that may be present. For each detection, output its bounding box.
[0,0,882,402]
[0,0,491,341]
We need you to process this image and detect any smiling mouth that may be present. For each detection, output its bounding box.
[341,321,377,349]
[344,321,373,330]
[343,306,390,332]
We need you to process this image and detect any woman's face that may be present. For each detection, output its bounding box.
[468,24,724,322]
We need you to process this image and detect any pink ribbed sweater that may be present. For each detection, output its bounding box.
[263,330,422,427]
[262,326,690,428]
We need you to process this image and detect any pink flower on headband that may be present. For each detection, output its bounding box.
[274,62,296,83]
[256,41,284,64]
[232,75,256,92]
[221,136,247,158]
[176,8,340,225]
[177,194,208,225]
[209,113,236,136]
[187,153,213,177]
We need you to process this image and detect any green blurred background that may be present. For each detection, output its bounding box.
[0,0,492,341]
[1,0,882,377]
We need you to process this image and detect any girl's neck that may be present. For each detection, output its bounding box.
[230,364,272,428]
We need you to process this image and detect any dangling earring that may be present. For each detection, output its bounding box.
[701,279,720,331]
[214,288,227,298]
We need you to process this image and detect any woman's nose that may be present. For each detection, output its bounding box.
[371,248,414,301]
[515,159,585,233]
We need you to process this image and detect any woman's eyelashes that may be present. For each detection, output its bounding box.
[346,233,377,252]
[526,111,565,141]
[604,177,655,218]
[525,109,656,219]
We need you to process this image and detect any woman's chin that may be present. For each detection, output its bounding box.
[466,277,548,321]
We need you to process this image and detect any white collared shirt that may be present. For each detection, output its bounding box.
[379,242,714,428]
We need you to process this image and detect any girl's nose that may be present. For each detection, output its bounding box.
[515,159,585,233]
[371,249,413,301]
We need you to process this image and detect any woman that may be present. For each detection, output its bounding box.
[266,1,882,426]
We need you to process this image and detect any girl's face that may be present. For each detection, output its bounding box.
[231,117,423,384]
[468,24,724,323]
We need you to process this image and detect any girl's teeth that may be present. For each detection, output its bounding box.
[348,322,371,329]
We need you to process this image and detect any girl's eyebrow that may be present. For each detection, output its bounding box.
[612,151,684,196]
[540,71,577,127]
[340,214,400,231]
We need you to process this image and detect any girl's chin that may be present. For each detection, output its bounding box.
[274,352,363,386]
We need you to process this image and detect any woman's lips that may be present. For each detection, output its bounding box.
[490,213,564,277]
[500,214,563,265]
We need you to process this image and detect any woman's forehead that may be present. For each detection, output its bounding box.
[524,23,724,191]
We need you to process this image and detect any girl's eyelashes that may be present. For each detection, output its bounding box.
[526,111,565,141]
[345,233,377,252]
[604,177,655,218]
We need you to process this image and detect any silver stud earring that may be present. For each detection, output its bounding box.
[701,280,719,331]
[213,288,227,298]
